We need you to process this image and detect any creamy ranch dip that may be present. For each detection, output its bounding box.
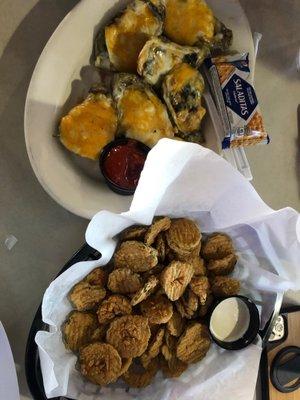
[210,297,250,342]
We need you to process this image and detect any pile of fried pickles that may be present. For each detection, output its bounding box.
[62,217,240,388]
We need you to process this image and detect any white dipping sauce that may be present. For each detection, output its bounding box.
[210,297,250,342]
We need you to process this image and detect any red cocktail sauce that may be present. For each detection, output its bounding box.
[103,141,147,190]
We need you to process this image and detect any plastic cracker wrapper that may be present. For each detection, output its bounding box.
[204,53,270,149]
[36,140,300,400]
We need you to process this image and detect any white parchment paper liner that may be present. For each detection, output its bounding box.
[36,140,300,399]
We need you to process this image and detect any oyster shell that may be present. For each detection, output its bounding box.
[59,92,117,160]
[95,0,163,73]
[137,37,208,86]
[163,0,232,51]
[162,63,206,140]
[113,73,174,147]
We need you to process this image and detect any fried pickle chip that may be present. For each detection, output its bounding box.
[62,311,98,352]
[131,275,159,306]
[140,295,173,324]
[160,261,194,301]
[165,330,177,349]
[167,311,185,337]
[108,268,142,294]
[198,294,214,317]
[120,226,148,242]
[190,242,201,257]
[114,241,158,272]
[97,295,132,324]
[143,263,165,279]
[69,281,106,311]
[147,327,165,358]
[210,276,240,297]
[144,217,171,246]
[207,253,237,275]
[118,358,133,376]
[79,342,122,385]
[90,324,107,342]
[140,353,152,369]
[106,315,150,358]
[85,267,107,287]
[175,289,199,319]
[189,276,211,305]
[201,233,234,260]
[177,323,211,364]
[161,344,172,361]
[141,326,165,368]
[122,358,159,388]
[166,218,201,259]
[155,232,166,263]
[161,355,188,378]
[189,256,206,276]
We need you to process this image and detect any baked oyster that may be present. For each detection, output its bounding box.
[95,0,164,73]
[137,37,208,85]
[164,0,232,51]
[59,92,117,160]
[162,63,206,141]
[113,73,174,147]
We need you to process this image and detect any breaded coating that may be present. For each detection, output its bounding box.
[114,241,158,272]
[131,275,159,306]
[85,268,107,287]
[144,217,171,246]
[198,294,214,317]
[175,289,198,319]
[189,256,206,276]
[69,281,106,311]
[177,323,211,363]
[160,260,194,301]
[120,226,147,242]
[97,295,132,324]
[79,342,122,385]
[167,311,185,337]
[108,268,142,294]
[201,233,233,260]
[141,326,165,368]
[161,355,187,378]
[207,253,237,276]
[140,295,173,324]
[106,315,150,358]
[62,311,99,352]
[166,218,201,259]
[155,232,166,263]
[210,276,240,297]
[122,358,159,388]
[189,276,211,305]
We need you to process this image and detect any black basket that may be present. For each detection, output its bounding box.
[25,243,282,400]
[25,244,101,400]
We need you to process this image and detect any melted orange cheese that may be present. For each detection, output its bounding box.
[119,88,174,147]
[165,63,206,133]
[60,97,117,160]
[164,0,215,46]
[168,63,199,92]
[105,2,161,72]
[177,106,206,133]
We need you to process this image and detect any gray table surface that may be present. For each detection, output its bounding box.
[0,1,299,399]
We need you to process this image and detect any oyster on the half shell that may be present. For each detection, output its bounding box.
[162,63,206,141]
[113,73,174,147]
[163,0,232,51]
[95,0,164,73]
[137,37,208,86]
[59,92,117,160]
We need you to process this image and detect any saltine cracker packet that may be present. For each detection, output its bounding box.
[204,53,270,149]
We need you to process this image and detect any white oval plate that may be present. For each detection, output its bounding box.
[24,0,254,219]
